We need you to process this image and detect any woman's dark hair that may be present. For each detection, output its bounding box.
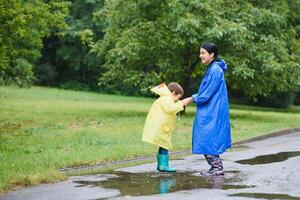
[201,42,219,58]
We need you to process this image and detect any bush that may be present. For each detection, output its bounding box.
[34,63,57,86]
[292,85,300,105]
[0,58,35,87]
[59,81,90,91]
[255,91,295,108]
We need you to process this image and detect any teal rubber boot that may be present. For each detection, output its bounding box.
[157,154,176,172]
[158,177,176,193]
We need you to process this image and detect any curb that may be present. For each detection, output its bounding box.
[232,127,300,146]
[59,127,300,174]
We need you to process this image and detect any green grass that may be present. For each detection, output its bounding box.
[1,86,300,193]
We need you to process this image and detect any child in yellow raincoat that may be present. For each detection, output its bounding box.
[142,82,185,172]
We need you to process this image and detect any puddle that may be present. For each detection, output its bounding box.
[230,192,300,199]
[74,171,251,197]
[236,151,300,165]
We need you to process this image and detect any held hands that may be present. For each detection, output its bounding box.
[182,97,193,106]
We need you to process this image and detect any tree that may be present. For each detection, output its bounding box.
[223,0,300,101]
[35,0,105,90]
[94,0,300,101]
[0,0,69,86]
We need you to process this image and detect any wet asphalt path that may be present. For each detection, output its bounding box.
[1,131,300,200]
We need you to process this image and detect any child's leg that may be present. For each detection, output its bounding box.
[158,147,168,155]
[157,147,176,172]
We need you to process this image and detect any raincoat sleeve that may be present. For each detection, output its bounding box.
[192,67,222,105]
[159,98,184,114]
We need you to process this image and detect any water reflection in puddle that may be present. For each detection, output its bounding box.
[236,151,300,165]
[230,193,300,200]
[74,171,250,197]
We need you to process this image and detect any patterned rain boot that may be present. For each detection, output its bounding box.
[202,155,224,176]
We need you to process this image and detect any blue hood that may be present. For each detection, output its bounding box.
[213,59,227,72]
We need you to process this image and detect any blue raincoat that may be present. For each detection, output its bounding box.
[192,59,231,155]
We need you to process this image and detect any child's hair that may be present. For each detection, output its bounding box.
[167,82,184,96]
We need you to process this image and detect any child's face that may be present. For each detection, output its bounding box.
[172,93,182,101]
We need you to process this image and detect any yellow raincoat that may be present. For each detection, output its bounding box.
[142,83,184,150]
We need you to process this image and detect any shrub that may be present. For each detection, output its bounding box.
[59,81,90,91]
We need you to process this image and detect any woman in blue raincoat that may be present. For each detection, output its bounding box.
[183,42,231,176]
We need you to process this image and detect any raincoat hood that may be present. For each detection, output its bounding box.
[212,59,227,72]
[151,83,172,97]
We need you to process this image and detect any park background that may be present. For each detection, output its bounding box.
[0,0,300,193]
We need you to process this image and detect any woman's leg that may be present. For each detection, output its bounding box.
[204,154,224,175]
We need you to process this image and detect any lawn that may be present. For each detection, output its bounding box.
[0,86,299,193]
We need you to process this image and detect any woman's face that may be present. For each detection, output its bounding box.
[199,48,214,65]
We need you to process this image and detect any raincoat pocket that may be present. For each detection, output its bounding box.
[159,124,171,142]
[162,124,171,133]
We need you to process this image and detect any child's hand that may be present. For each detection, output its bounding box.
[182,97,193,106]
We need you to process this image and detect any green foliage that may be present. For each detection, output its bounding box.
[255,91,295,108]
[6,58,35,87]
[93,0,197,96]
[94,0,300,102]
[59,80,90,91]
[34,63,58,86]
[35,0,104,90]
[292,85,300,105]
[0,0,69,86]
[1,0,299,105]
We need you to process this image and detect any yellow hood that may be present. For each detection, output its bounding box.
[150,83,172,97]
